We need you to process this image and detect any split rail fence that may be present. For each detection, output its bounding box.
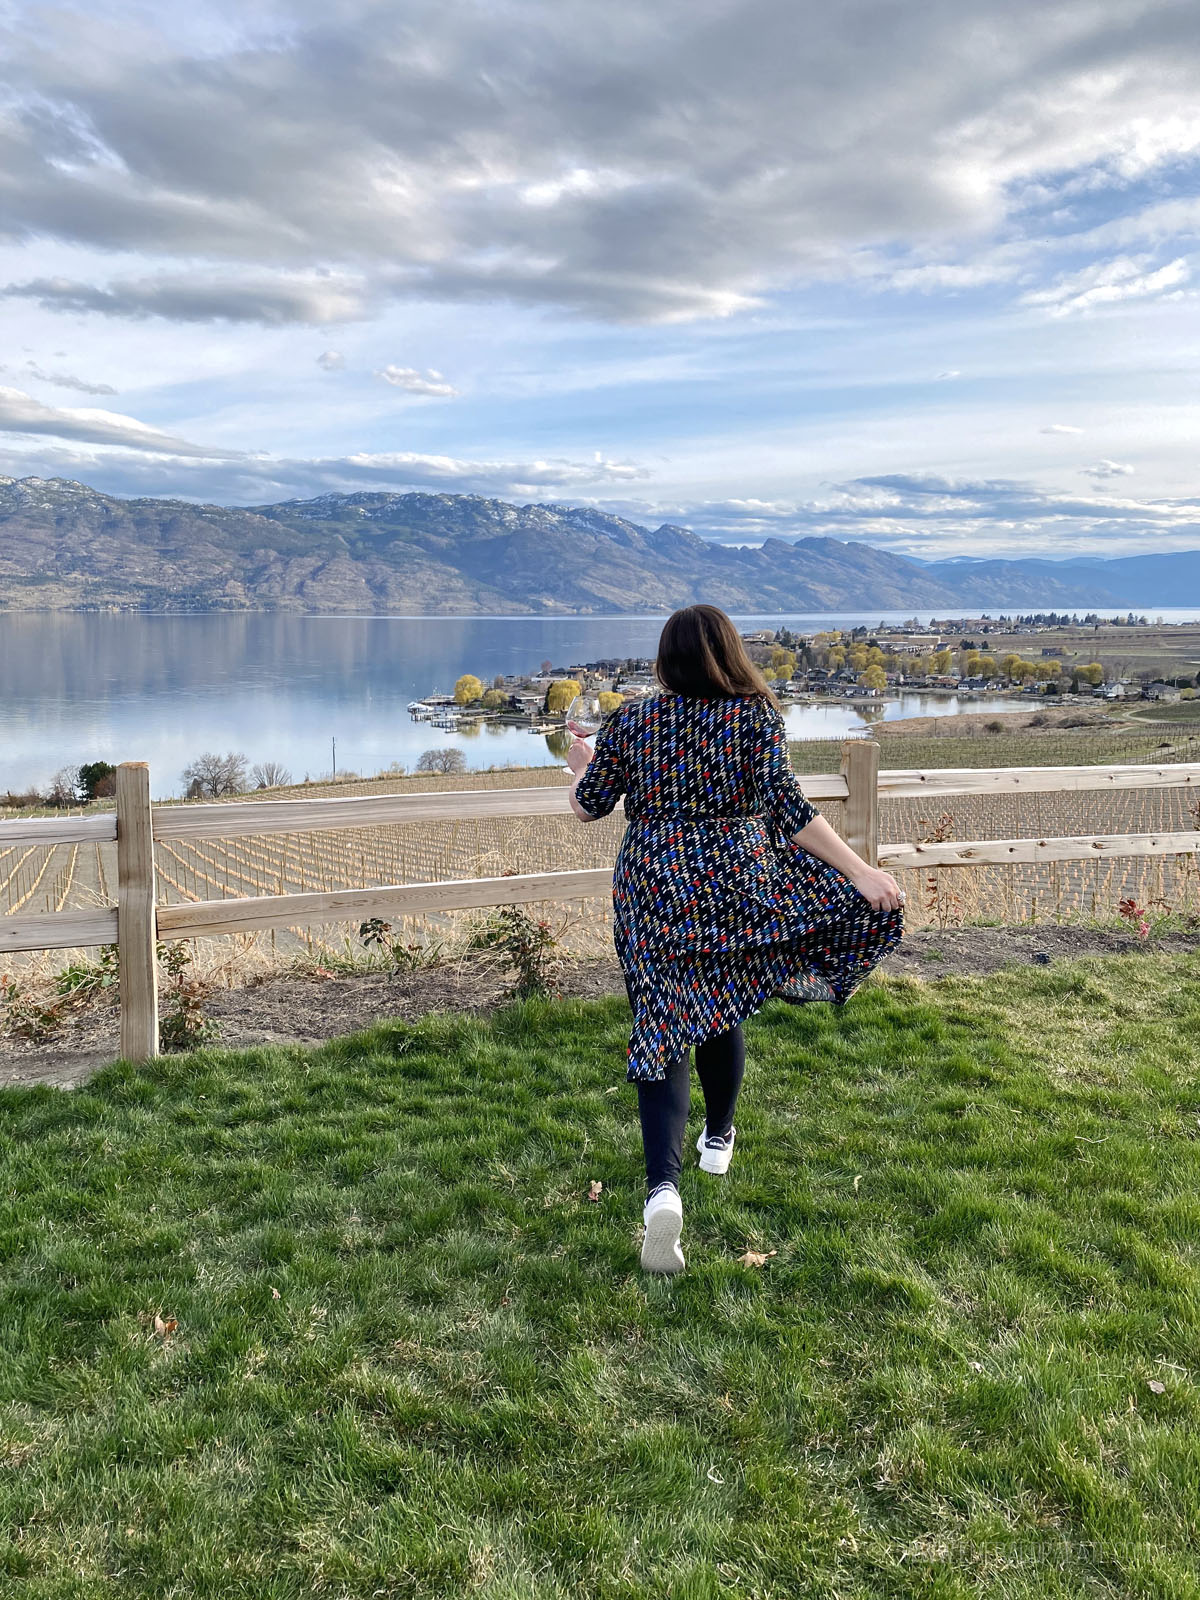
[3,743,1199,1063]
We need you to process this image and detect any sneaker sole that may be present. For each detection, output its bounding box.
[640,1207,685,1274]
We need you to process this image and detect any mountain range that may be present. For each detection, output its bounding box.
[0,475,1196,614]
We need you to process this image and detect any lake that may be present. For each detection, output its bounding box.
[0,608,1120,797]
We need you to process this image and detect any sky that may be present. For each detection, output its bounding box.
[2,0,1200,560]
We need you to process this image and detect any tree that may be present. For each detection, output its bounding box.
[1078,662,1105,686]
[999,652,1024,681]
[454,674,484,706]
[598,691,624,715]
[481,688,508,710]
[47,768,80,808]
[931,649,953,674]
[858,666,887,691]
[546,679,582,714]
[250,761,293,789]
[416,747,467,774]
[77,760,116,800]
[182,751,248,798]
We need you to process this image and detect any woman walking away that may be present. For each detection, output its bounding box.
[568,605,905,1275]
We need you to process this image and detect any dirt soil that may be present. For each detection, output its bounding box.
[4,924,1199,1092]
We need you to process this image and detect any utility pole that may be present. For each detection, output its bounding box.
[332,736,337,778]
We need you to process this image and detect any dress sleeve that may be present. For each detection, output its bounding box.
[752,700,819,837]
[572,711,626,819]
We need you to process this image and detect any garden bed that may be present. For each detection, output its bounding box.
[4,922,1200,1090]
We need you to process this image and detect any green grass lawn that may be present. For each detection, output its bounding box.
[3,953,1200,1598]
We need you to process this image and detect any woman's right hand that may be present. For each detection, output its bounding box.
[565,736,593,776]
[848,865,905,912]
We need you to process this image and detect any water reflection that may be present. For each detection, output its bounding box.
[2,610,1032,795]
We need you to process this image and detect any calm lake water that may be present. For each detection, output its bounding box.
[3,607,1180,798]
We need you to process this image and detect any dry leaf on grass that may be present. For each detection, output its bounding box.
[152,1314,178,1340]
[853,1173,863,1192]
[588,1180,603,1202]
[737,1249,777,1268]
[1147,1380,1166,1394]
[270,1286,281,1300]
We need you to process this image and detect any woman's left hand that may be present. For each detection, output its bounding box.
[566,736,593,775]
[849,865,905,912]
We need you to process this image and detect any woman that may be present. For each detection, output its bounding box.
[568,604,905,1274]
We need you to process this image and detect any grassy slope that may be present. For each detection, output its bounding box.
[2,954,1199,1598]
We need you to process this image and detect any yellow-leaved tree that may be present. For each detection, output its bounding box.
[547,679,582,714]
[454,674,484,706]
[858,665,887,691]
[598,691,624,715]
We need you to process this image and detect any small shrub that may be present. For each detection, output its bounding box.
[0,975,66,1041]
[473,905,563,999]
[984,720,1003,734]
[157,943,219,1051]
[358,918,443,972]
[55,944,119,1006]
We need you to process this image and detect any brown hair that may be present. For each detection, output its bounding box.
[655,604,777,705]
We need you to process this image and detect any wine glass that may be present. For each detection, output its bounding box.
[561,691,605,773]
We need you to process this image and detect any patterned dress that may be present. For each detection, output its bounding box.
[573,692,904,1083]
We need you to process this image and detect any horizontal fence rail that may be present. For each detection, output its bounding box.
[3,746,1200,1061]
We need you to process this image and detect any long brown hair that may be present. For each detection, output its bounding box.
[655,604,777,705]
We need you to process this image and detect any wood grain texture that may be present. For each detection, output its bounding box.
[116,763,158,1062]
[152,776,850,840]
[0,906,119,953]
[156,867,616,939]
[878,762,1200,799]
[840,739,880,867]
[0,814,117,845]
[880,831,1200,870]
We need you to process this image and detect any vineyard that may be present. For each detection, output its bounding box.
[5,731,1200,982]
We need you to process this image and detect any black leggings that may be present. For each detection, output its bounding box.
[637,1025,745,1192]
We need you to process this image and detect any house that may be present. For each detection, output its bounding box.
[1145,681,1182,702]
[1095,682,1126,699]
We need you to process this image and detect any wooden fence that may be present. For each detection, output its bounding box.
[3,743,1199,1063]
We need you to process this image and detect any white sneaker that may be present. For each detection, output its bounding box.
[640,1184,685,1274]
[696,1125,736,1175]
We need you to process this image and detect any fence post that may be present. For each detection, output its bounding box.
[116,762,158,1062]
[840,738,880,867]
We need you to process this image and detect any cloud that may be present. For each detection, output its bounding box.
[316,350,345,371]
[2,274,373,326]
[1022,255,1190,315]
[617,470,1200,557]
[3,444,1199,558]
[0,442,645,502]
[3,2,1200,323]
[1041,423,1084,434]
[22,362,117,395]
[935,370,961,380]
[0,388,240,457]
[1083,459,1135,478]
[373,365,460,397]
[310,450,644,493]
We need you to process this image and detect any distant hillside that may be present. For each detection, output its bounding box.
[0,475,1190,613]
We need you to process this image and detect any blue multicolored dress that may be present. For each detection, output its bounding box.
[573,692,904,1082]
